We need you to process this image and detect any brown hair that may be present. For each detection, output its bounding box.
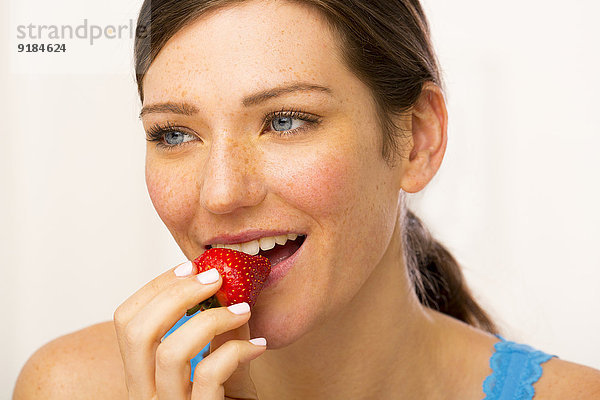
[134,0,498,333]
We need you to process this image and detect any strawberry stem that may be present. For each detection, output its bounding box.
[185,296,222,316]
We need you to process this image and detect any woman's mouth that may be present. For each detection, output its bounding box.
[208,233,307,267]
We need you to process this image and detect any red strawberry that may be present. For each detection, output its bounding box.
[186,248,271,315]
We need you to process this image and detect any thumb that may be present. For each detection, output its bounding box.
[211,322,263,399]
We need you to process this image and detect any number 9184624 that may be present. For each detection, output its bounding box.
[17,43,66,53]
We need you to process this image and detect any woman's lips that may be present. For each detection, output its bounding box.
[262,235,306,290]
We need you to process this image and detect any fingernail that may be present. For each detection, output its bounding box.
[196,268,220,284]
[174,261,193,277]
[249,337,267,346]
[227,302,250,315]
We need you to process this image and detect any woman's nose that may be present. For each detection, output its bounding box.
[199,137,267,214]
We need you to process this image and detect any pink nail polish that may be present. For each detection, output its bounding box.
[249,338,267,346]
[174,261,193,277]
[227,302,250,314]
[196,268,219,284]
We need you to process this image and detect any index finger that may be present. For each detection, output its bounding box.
[114,260,200,325]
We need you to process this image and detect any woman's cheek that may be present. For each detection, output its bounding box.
[145,158,198,231]
[269,144,360,219]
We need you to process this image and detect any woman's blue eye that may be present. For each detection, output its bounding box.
[271,115,303,132]
[164,131,195,145]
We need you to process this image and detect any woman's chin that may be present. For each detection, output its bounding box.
[247,307,314,350]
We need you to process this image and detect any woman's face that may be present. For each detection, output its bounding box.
[142,0,405,348]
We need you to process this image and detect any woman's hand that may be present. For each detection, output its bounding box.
[113,262,267,399]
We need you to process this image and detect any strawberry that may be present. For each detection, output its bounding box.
[186,248,271,316]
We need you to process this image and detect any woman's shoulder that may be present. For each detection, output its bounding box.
[534,356,600,399]
[13,321,127,400]
[439,311,600,399]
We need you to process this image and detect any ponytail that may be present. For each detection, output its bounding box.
[402,207,498,333]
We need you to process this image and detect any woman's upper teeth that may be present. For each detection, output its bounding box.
[211,233,300,256]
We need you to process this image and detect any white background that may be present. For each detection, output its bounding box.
[2,0,599,397]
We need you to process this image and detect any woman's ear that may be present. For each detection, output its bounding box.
[398,82,448,193]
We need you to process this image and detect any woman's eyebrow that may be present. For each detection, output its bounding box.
[139,102,199,118]
[139,82,333,119]
[241,82,333,107]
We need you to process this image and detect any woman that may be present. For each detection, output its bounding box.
[14,0,600,399]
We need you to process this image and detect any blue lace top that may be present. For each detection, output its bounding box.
[482,335,557,400]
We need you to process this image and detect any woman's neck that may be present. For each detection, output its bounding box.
[249,231,453,400]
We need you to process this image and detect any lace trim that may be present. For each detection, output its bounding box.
[482,335,556,400]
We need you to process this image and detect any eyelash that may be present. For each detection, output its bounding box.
[145,108,322,151]
[262,107,322,137]
[146,121,181,150]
